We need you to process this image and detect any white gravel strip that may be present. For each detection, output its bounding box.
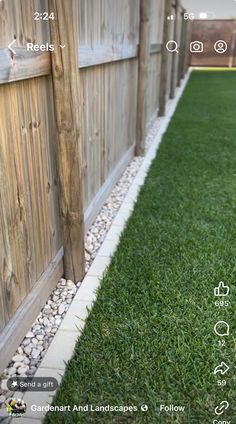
[0,71,191,414]
[0,126,151,407]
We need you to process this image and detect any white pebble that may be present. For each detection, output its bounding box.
[7,367,16,376]
[17,365,29,375]
[24,346,32,355]
[36,334,44,341]
[12,354,25,363]
[31,348,41,359]
[14,362,25,369]
[17,347,24,355]
[58,303,66,315]
[26,331,34,338]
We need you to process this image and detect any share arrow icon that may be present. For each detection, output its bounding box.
[214,362,229,375]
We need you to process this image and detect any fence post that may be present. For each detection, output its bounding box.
[177,7,186,85]
[181,11,188,79]
[48,0,85,282]
[159,0,172,116]
[184,20,192,74]
[170,0,179,99]
[136,0,151,156]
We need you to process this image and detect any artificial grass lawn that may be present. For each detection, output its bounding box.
[44,71,236,423]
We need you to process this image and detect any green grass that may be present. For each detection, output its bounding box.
[43,71,236,423]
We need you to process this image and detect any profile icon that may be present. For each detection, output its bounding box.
[6,398,27,417]
[214,40,228,54]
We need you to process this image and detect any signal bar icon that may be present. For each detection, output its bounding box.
[167,15,175,20]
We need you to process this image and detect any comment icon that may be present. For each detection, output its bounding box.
[214,321,229,337]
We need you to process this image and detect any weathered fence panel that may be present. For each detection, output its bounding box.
[146,0,164,129]
[159,0,172,116]
[78,0,139,211]
[0,0,190,372]
[165,3,175,100]
[159,0,188,113]
[0,0,64,369]
[136,0,150,155]
[0,1,62,334]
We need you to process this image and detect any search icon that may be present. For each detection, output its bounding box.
[166,40,179,53]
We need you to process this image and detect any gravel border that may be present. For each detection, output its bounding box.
[0,117,159,407]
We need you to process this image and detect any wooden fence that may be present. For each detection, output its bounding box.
[0,0,190,372]
[190,20,236,68]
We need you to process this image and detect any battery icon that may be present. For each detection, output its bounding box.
[199,11,216,19]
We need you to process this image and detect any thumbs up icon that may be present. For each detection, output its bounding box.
[214,281,229,297]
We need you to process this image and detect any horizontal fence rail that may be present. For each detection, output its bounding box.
[0,42,164,84]
[0,49,51,83]
[79,43,138,67]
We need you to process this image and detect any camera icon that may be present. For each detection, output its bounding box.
[190,41,204,53]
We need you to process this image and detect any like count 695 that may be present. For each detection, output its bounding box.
[214,281,230,308]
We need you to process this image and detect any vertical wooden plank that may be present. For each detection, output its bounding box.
[180,9,187,79]
[177,7,185,86]
[184,20,192,74]
[170,0,179,99]
[159,0,172,116]
[229,30,236,68]
[136,0,151,156]
[48,0,85,282]
[0,150,12,331]
[0,82,30,319]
